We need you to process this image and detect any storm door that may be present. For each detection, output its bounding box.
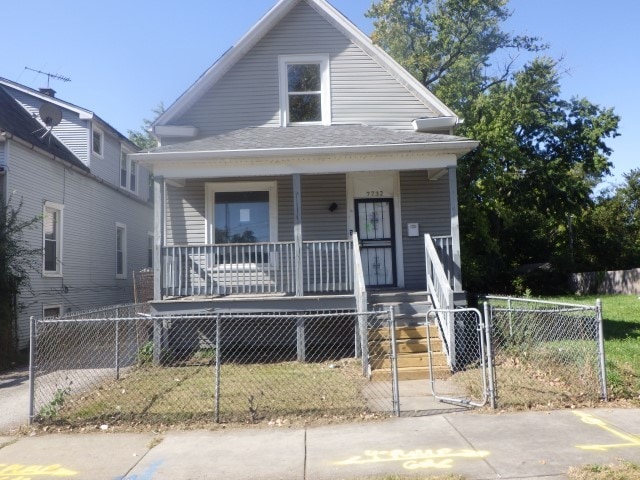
[355,199,396,287]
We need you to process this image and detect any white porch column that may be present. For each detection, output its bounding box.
[448,166,463,291]
[293,174,303,296]
[153,175,165,301]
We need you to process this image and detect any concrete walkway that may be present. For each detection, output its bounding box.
[0,408,639,479]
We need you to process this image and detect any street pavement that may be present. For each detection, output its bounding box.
[2,369,639,479]
[0,407,639,479]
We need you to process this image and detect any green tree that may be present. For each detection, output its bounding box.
[367,0,620,293]
[0,196,41,368]
[575,169,640,271]
[128,102,165,150]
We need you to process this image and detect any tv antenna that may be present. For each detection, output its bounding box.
[24,67,71,87]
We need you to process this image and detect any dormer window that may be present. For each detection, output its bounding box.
[279,55,331,126]
[92,128,103,156]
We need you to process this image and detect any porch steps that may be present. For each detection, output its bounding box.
[368,290,432,326]
[369,324,451,381]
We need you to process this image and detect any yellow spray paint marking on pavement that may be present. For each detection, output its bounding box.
[574,411,640,451]
[0,463,78,479]
[335,448,490,470]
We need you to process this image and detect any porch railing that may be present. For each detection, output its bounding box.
[432,235,455,289]
[425,233,455,367]
[162,239,354,297]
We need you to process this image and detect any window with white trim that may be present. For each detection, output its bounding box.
[116,223,127,278]
[43,305,62,318]
[205,182,278,244]
[43,202,63,276]
[120,146,138,193]
[279,55,331,126]
[92,128,103,156]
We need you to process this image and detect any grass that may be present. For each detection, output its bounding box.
[549,294,640,402]
[568,461,640,479]
[44,357,373,427]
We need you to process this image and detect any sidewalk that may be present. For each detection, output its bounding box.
[0,408,639,479]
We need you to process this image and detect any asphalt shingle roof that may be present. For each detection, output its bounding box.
[0,86,87,171]
[149,124,472,154]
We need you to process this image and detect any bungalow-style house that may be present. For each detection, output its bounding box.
[133,0,478,325]
[0,78,154,349]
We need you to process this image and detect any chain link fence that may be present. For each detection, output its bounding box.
[30,307,397,426]
[483,297,607,408]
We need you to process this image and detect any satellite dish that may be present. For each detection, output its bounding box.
[39,103,62,127]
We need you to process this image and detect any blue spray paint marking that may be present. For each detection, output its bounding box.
[116,460,163,480]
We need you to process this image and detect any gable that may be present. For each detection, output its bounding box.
[158,0,450,143]
[0,86,86,170]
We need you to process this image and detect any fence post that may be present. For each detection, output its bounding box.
[596,299,608,401]
[115,319,120,380]
[215,314,221,423]
[28,316,36,424]
[483,302,496,409]
[388,306,400,416]
[359,313,369,376]
[296,317,306,362]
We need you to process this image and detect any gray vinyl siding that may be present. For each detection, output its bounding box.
[7,88,90,165]
[301,174,347,240]
[7,141,153,349]
[399,170,451,289]
[90,129,151,201]
[169,1,434,139]
[165,174,347,245]
[166,180,206,245]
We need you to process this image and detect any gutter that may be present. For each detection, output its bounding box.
[0,130,152,208]
[131,139,479,165]
[412,116,459,132]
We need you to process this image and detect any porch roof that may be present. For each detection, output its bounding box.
[133,124,478,164]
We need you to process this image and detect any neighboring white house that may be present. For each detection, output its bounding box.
[0,78,154,349]
[132,0,478,316]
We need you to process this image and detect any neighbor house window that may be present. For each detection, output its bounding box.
[148,172,154,203]
[116,223,127,278]
[279,55,330,126]
[147,233,154,269]
[92,128,103,156]
[43,305,62,318]
[43,202,63,276]
[120,146,137,193]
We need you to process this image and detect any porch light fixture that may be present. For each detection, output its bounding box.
[328,202,338,212]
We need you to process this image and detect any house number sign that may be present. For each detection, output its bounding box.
[366,190,385,197]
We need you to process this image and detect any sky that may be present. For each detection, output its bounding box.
[2,1,636,186]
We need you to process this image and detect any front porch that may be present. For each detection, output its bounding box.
[158,236,456,301]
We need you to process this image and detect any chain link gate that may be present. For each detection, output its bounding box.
[426,308,491,408]
[484,297,607,408]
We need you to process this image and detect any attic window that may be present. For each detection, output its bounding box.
[279,55,331,126]
[92,128,103,156]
